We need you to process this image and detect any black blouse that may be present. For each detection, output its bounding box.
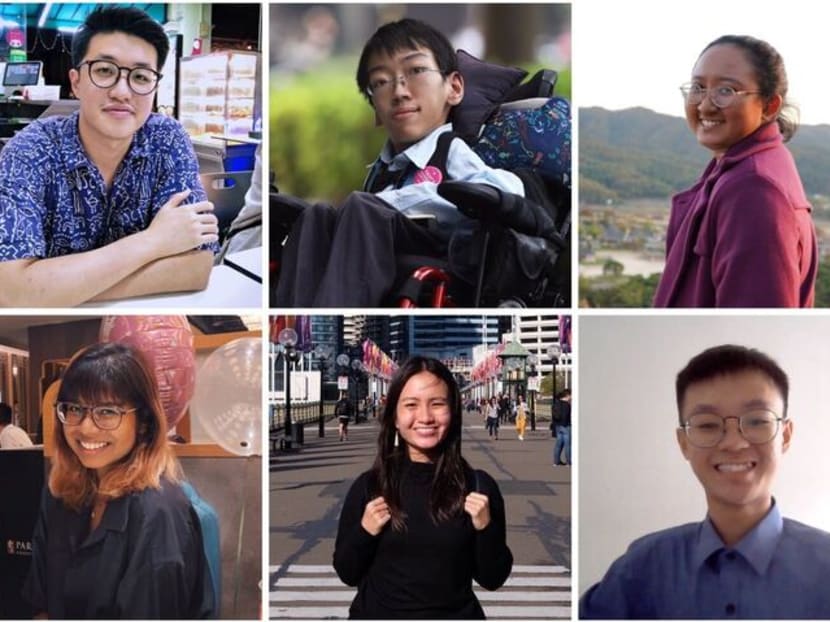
[333,461,513,619]
[23,478,215,619]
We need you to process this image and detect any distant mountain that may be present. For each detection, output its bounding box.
[579,107,830,203]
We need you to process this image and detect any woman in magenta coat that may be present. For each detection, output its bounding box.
[653,35,817,308]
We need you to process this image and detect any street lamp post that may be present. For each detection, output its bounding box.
[279,327,301,451]
[335,352,350,424]
[314,344,332,438]
[528,354,538,431]
[547,343,562,427]
[351,359,364,424]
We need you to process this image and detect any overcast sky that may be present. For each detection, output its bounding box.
[574,0,830,126]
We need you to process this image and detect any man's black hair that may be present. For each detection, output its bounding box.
[356,18,458,103]
[0,402,12,425]
[675,344,789,423]
[72,6,169,70]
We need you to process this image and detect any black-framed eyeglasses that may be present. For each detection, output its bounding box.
[679,410,786,448]
[679,83,762,109]
[55,401,136,431]
[366,66,445,98]
[77,59,162,95]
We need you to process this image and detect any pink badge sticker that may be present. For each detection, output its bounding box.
[413,166,443,185]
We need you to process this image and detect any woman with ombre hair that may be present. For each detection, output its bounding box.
[23,342,215,619]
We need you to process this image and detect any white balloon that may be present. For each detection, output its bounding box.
[192,337,262,456]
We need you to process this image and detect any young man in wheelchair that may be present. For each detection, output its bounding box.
[274,18,526,307]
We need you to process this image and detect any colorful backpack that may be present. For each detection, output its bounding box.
[473,97,571,190]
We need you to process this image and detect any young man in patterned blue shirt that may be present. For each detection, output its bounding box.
[0,7,218,306]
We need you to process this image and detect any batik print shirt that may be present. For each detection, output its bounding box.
[0,111,211,261]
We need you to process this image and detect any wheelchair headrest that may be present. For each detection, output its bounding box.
[452,49,527,141]
[452,50,560,143]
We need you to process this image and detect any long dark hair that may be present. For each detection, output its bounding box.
[369,356,470,531]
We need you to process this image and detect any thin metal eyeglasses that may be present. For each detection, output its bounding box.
[55,402,137,431]
[679,83,762,109]
[77,59,162,95]
[679,410,786,448]
[366,66,445,98]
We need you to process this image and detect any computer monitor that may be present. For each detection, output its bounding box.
[2,61,42,87]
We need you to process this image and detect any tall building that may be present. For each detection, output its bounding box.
[408,316,500,368]
[343,315,366,346]
[348,316,502,368]
[513,314,573,386]
[311,316,343,382]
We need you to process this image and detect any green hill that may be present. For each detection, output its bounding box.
[580,107,830,203]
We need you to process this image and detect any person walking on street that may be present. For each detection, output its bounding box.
[495,394,506,425]
[515,395,528,441]
[485,396,500,440]
[552,389,571,465]
[336,393,353,442]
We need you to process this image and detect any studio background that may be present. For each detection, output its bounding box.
[579,314,830,595]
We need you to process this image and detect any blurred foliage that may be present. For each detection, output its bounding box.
[583,264,830,308]
[581,107,830,202]
[540,372,568,398]
[270,59,382,204]
[271,59,572,204]
[579,273,661,308]
[815,259,830,308]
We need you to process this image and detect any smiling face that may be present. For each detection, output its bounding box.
[69,31,158,150]
[685,43,780,158]
[395,371,452,462]
[62,399,138,476]
[676,370,792,522]
[367,45,463,153]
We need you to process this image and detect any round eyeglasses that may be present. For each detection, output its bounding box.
[55,401,136,431]
[77,59,162,95]
[366,66,445,98]
[679,410,785,448]
[679,83,762,109]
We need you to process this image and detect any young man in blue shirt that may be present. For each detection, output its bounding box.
[275,18,523,307]
[0,7,218,306]
[580,344,830,619]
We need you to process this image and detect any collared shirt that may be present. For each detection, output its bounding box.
[580,502,830,619]
[23,479,215,619]
[0,111,212,261]
[0,423,33,448]
[367,123,525,229]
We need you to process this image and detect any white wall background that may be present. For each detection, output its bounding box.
[579,314,830,595]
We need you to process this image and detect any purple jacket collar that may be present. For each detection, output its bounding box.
[654,122,792,307]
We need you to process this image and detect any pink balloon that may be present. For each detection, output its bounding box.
[99,316,196,430]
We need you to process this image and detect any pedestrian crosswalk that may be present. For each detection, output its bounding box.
[269,564,571,619]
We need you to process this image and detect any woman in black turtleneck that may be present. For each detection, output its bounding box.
[333,356,513,619]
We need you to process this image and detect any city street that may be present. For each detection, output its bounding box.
[269,412,571,619]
